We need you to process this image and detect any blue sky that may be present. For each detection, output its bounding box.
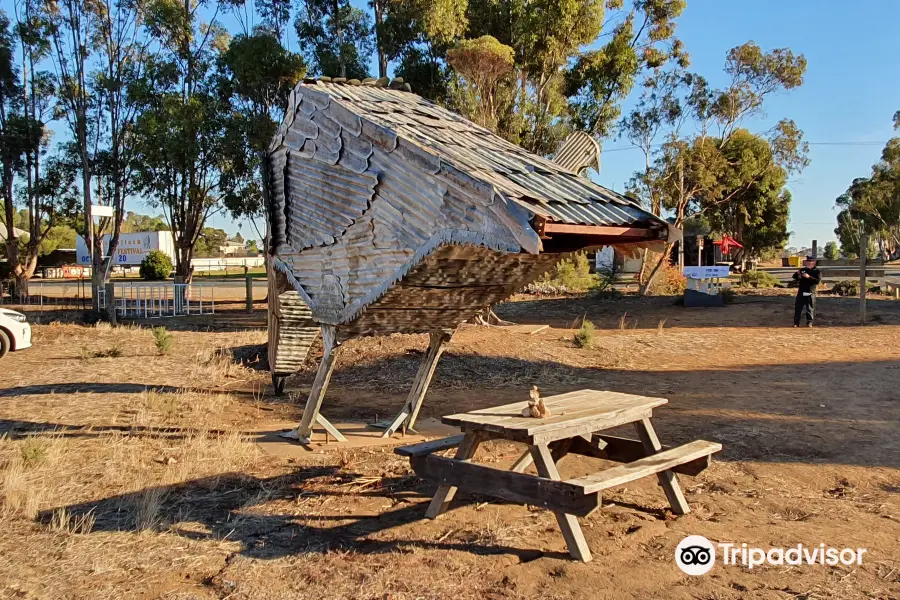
[595,0,899,248]
[5,0,897,247]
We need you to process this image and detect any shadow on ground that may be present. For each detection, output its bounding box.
[41,468,567,563]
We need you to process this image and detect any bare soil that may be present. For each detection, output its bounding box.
[1,292,899,599]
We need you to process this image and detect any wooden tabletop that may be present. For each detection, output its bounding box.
[442,389,668,444]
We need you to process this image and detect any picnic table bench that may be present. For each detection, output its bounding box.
[395,389,722,562]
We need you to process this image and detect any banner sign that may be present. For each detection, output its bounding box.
[683,265,731,279]
[76,231,175,266]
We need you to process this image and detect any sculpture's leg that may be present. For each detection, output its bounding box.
[282,325,341,444]
[382,331,451,438]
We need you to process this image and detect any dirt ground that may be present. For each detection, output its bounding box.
[1,291,899,599]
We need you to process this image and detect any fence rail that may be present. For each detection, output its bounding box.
[1,280,214,318]
[106,283,215,318]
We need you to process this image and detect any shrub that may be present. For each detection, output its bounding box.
[721,287,737,304]
[140,250,173,281]
[541,252,596,292]
[647,257,686,296]
[740,270,781,288]
[831,280,879,296]
[573,319,596,348]
[152,326,174,355]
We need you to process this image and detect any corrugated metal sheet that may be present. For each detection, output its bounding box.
[274,81,661,229]
[553,131,601,174]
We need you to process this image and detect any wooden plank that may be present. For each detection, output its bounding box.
[541,223,657,238]
[568,435,714,477]
[382,331,451,437]
[567,439,720,495]
[442,390,667,433]
[425,433,481,519]
[394,434,466,457]
[530,443,593,562]
[412,453,601,518]
[315,413,347,442]
[294,325,340,442]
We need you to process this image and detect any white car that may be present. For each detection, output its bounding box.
[0,308,31,359]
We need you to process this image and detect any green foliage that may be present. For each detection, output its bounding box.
[542,252,596,292]
[194,227,229,257]
[823,241,839,260]
[140,250,173,281]
[834,114,900,260]
[295,0,374,79]
[152,326,174,356]
[573,318,596,348]
[447,36,515,130]
[122,212,168,233]
[739,270,781,288]
[706,131,794,261]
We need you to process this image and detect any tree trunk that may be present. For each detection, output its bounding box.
[639,244,674,296]
[372,0,387,78]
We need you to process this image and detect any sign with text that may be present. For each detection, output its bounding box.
[76,231,175,266]
[683,265,730,279]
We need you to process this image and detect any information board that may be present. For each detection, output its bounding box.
[683,265,730,279]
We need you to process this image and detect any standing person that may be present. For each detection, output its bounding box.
[792,256,821,327]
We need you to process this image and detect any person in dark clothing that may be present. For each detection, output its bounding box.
[792,256,821,327]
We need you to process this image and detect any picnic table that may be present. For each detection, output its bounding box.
[396,389,722,562]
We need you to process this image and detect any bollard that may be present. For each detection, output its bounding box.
[246,274,253,313]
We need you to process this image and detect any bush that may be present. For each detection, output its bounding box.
[140,250,173,281]
[573,319,596,348]
[152,326,174,355]
[831,280,879,296]
[647,257,686,296]
[740,270,781,288]
[541,252,597,292]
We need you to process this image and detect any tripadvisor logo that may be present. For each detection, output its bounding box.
[675,536,867,575]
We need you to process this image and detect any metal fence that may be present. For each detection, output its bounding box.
[0,280,92,311]
[105,283,215,318]
[1,280,214,318]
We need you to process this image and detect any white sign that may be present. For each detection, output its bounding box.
[90,204,115,218]
[76,231,175,266]
[683,265,730,279]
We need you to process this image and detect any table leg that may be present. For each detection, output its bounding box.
[511,439,571,474]
[530,443,592,562]
[633,417,690,515]
[425,432,481,519]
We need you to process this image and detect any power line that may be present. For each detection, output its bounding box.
[601,141,888,153]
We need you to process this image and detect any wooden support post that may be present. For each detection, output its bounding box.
[425,432,480,519]
[509,449,534,473]
[382,331,451,438]
[633,418,690,515]
[245,275,253,313]
[530,443,592,562]
[860,231,868,325]
[293,325,340,443]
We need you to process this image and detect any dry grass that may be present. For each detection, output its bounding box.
[1,298,899,599]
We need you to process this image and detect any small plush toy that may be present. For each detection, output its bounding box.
[521,385,552,418]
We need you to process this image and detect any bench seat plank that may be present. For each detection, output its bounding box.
[395,434,466,457]
[567,440,722,494]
